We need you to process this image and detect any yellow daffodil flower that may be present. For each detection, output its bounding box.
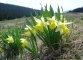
[24,31,31,37]
[7,36,14,43]
[40,18,46,27]
[56,21,71,34]
[31,28,37,36]
[24,25,31,30]
[48,17,56,24]
[47,16,57,29]
[60,23,70,34]
[24,27,37,37]
[35,23,43,31]
[20,38,29,48]
[49,23,56,29]
[34,17,47,31]
[36,17,46,27]
[56,26,63,35]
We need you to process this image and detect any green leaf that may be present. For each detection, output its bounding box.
[38,31,51,47]
[37,33,45,43]
[26,46,34,53]
[8,27,12,36]
[49,5,54,17]
[56,6,61,21]
[41,5,44,16]
[25,16,33,27]
[33,10,40,19]
[30,12,36,26]
[45,4,49,17]
[43,27,49,38]
[61,6,64,22]
[29,29,38,55]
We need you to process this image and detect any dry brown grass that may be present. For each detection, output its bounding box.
[0,17,26,31]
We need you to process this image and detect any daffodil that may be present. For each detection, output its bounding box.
[47,16,57,29]
[24,31,31,37]
[36,17,46,27]
[56,26,63,35]
[20,38,29,47]
[56,23,70,34]
[40,17,46,27]
[24,27,37,37]
[48,16,56,24]
[31,28,37,36]
[49,23,56,29]
[60,23,70,34]
[24,25,31,30]
[7,36,14,43]
[35,23,43,31]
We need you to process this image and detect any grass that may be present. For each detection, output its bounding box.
[0,13,83,60]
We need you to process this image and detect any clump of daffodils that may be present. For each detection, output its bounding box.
[24,5,73,51]
[24,14,72,50]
